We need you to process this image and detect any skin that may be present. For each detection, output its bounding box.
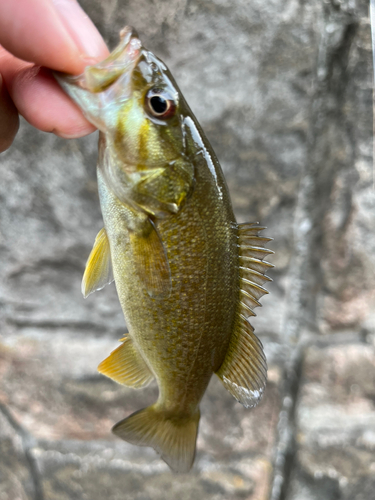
[59,27,240,461]
[75,35,239,413]
[57,28,268,472]
[0,0,109,152]
[100,155,238,414]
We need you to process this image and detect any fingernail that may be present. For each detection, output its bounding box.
[52,0,109,61]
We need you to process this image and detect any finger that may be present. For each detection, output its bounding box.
[0,0,108,75]
[11,65,96,137]
[0,73,19,152]
[1,48,95,138]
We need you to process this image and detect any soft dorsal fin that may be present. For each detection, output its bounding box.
[98,335,154,388]
[129,218,171,299]
[238,222,273,320]
[216,316,267,408]
[82,228,114,298]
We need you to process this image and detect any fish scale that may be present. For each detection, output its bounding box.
[55,25,272,473]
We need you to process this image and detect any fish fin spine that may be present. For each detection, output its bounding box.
[216,222,271,408]
[238,222,273,319]
[82,227,114,298]
[98,335,154,388]
[216,315,267,408]
[113,405,200,473]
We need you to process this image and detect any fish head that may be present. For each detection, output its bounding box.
[55,27,195,217]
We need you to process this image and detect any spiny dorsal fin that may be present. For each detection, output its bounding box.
[98,335,154,388]
[82,228,114,298]
[238,222,267,234]
[238,222,273,320]
[216,316,267,408]
[239,266,272,286]
[216,222,271,407]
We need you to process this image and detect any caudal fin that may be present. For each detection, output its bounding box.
[112,405,200,473]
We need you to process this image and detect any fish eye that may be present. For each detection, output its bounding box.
[146,88,176,119]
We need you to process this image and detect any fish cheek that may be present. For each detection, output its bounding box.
[129,131,195,213]
[111,95,195,214]
[139,156,194,201]
[112,100,145,165]
[141,121,195,208]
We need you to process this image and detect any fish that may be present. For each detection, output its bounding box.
[55,26,273,473]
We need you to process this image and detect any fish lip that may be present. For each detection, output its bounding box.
[54,26,144,131]
[55,26,142,93]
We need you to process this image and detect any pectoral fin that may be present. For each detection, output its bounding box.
[98,335,154,388]
[82,228,114,298]
[129,218,171,299]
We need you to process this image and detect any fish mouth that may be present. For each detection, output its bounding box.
[54,26,142,131]
[73,26,142,93]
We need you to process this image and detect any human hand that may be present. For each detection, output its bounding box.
[0,0,109,153]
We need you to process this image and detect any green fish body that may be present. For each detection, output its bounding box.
[56,27,272,473]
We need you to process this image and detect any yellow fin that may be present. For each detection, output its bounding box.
[113,404,200,473]
[82,228,113,298]
[129,218,171,298]
[216,316,267,408]
[98,335,154,388]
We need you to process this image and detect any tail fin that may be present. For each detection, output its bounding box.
[112,405,200,473]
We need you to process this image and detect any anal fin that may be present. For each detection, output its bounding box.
[82,228,114,298]
[98,335,154,388]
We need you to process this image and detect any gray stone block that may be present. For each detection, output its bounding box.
[288,342,375,499]
[1,0,374,498]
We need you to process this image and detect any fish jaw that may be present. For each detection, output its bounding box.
[54,26,142,133]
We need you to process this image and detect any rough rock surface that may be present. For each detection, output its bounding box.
[0,0,374,499]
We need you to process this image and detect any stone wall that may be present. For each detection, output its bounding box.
[0,1,374,499]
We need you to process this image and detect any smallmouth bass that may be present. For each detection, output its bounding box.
[56,27,273,473]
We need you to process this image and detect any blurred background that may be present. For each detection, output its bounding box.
[1,0,375,499]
